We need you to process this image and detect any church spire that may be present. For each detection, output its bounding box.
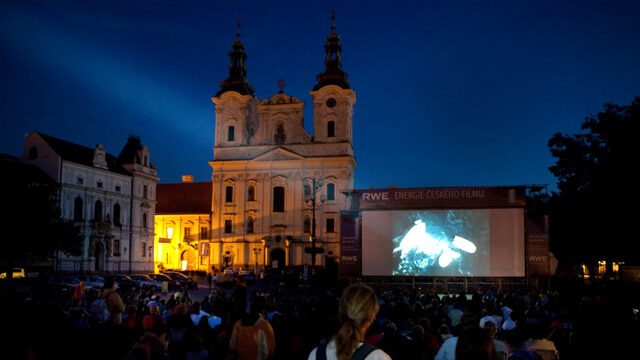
[217,18,255,97]
[313,9,350,90]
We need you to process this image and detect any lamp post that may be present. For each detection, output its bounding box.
[253,247,262,276]
[305,178,325,276]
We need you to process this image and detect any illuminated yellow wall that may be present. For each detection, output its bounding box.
[154,214,211,272]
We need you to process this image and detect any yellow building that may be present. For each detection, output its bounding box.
[154,179,212,271]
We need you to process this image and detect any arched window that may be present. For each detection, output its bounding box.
[327,121,335,138]
[327,183,335,201]
[74,197,83,221]
[28,146,38,160]
[144,155,148,166]
[274,123,286,144]
[227,125,235,141]
[143,185,148,199]
[303,216,311,234]
[94,200,103,221]
[303,183,312,199]
[113,203,121,226]
[247,216,254,234]
[247,185,255,201]
[142,213,147,229]
[225,186,234,203]
[273,186,285,212]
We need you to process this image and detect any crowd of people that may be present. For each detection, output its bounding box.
[1,275,638,360]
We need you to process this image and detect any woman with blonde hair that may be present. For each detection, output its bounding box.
[309,284,391,360]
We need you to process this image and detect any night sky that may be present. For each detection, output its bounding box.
[2,1,639,191]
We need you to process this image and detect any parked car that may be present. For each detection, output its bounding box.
[129,274,162,290]
[74,274,105,290]
[161,271,197,290]
[103,274,141,292]
[0,268,25,279]
[46,274,81,291]
[223,267,238,276]
[238,268,254,276]
[147,273,180,290]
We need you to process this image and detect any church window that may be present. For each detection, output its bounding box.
[225,186,234,203]
[141,242,146,257]
[94,200,103,221]
[273,186,285,212]
[113,203,121,226]
[74,197,83,221]
[28,146,38,160]
[247,185,255,201]
[227,126,235,141]
[113,240,121,256]
[224,220,233,234]
[303,216,311,234]
[142,213,147,229]
[327,183,335,201]
[303,183,312,199]
[144,155,148,166]
[143,185,148,199]
[274,123,286,144]
[326,218,335,233]
[247,216,255,234]
[327,121,335,138]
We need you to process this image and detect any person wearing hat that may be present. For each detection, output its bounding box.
[125,310,169,360]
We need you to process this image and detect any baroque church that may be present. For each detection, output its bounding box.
[154,17,357,272]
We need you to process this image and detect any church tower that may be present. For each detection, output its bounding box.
[310,10,356,145]
[212,20,258,148]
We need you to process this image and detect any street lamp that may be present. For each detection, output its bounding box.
[304,178,325,276]
[253,247,262,275]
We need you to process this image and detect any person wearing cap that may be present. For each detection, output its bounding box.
[125,311,169,360]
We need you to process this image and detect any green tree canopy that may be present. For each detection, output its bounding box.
[548,97,639,265]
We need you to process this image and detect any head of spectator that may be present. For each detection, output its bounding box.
[482,320,499,338]
[455,326,497,360]
[142,312,166,337]
[103,278,116,291]
[149,305,160,316]
[334,284,379,360]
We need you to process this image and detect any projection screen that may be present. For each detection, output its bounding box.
[362,209,525,277]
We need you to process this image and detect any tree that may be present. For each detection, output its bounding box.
[548,97,639,270]
[0,155,83,278]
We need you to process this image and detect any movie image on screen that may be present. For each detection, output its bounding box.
[391,210,489,276]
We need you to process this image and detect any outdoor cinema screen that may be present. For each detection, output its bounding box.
[362,209,525,277]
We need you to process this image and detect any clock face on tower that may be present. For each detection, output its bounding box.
[326,97,337,108]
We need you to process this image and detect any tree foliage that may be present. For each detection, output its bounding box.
[0,156,83,273]
[548,97,639,264]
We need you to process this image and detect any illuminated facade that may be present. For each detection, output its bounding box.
[20,132,158,273]
[154,180,212,271]
[207,18,357,271]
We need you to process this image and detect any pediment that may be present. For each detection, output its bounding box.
[253,147,305,161]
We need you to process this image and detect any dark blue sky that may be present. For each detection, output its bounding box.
[2,1,639,191]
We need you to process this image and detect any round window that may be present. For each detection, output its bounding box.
[326,98,337,108]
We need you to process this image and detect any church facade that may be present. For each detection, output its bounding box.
[154,18,357,272]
